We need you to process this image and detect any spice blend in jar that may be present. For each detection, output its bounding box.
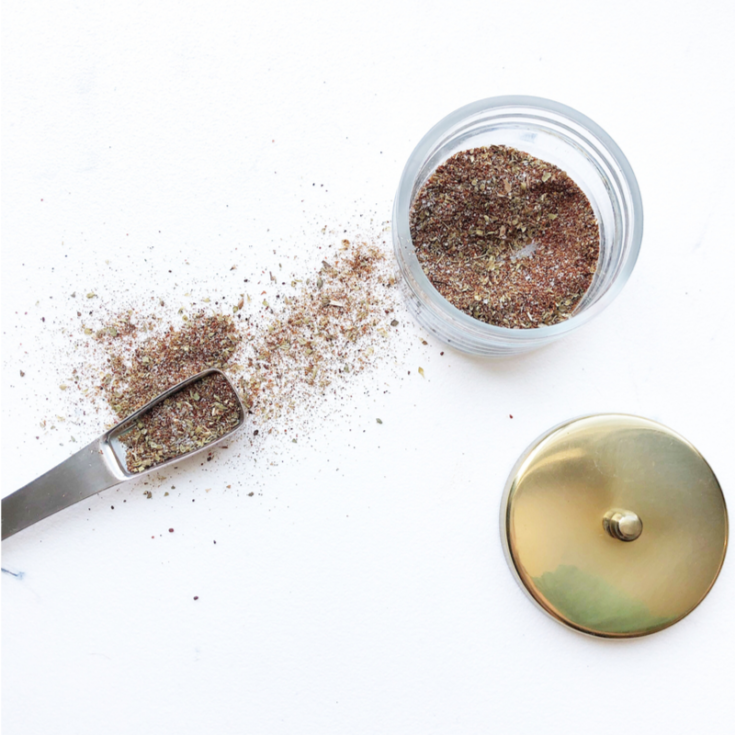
[409,145,600,328]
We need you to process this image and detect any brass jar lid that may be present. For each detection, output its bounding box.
[501,415,728,638]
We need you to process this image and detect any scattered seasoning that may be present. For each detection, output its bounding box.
[82,239,396,438]
[376,418,383,424]
[237,240,397,424]
[168,528,174,533]
[119,373,241,473]
[99,313,240,419]
[410,145,600,328]
[47,229,401,504]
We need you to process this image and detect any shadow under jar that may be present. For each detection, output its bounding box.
[392,96,643,356]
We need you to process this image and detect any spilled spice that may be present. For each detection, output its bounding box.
[239,240,397,422]
[410,145,599,328]
[101,313,241,419]
[76,237,398,448]
[119,372,241,473]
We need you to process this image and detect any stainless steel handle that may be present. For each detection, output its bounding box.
[2,439,123,540]
[2,368,246,541]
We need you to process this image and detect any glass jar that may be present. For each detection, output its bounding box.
[392,96,643,356]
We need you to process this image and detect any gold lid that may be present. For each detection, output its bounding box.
[501,415,728,638]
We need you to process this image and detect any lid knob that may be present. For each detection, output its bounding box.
[604,509,643,542]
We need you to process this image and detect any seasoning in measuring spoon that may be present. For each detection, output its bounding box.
[120,372,241,473]
[410,145,600,328]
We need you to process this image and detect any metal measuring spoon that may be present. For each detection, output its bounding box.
[1,368,245,540]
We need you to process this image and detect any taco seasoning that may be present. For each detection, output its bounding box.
[409,145,599,329]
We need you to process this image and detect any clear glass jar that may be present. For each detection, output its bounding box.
[392,96,643,356]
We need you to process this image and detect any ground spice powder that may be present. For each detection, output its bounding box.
[238,240,396,423]
[120,372,241,473]
[410,145,600,328]
[99,313,241,420]
[80,236,398,455]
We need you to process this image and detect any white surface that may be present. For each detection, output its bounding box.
[2,2,735,733]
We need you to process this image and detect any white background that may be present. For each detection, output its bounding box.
[2,1,735,733]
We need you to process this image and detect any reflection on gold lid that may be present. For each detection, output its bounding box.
[501,415,728,638]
